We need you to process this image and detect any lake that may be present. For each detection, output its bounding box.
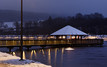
[0,41,106,67]
[7,41,106,67]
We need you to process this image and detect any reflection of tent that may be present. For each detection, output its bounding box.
[51,25,87,36]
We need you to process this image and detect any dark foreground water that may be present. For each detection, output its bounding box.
[1,42,107,67]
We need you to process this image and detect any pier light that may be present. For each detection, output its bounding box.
[59,36,62,39]
[12,52,16,56]
[13,37,19,39]
[49,36,55,39]
[38,36,42,40]
[72,36,75,39]
[29,37,34,40]
[0,37,3,39]
[5,36,11,39]
[23,36,27,40]
[84,36,100,39]
[62,36,66,39]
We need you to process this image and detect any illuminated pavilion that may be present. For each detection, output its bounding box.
[51,25,88,39]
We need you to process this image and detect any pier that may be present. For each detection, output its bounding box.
[0,39,103,46]
[0,35,104,52]
[0,25,104,51]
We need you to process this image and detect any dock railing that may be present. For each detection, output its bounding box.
[0,39,103,46]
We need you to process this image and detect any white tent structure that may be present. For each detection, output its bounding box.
[51,25,87,36]
[51,25,88,39]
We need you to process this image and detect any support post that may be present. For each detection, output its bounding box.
[80,36,82,40]
[78,36,79,39]
[75,35,77,39]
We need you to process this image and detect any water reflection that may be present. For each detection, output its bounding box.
[11,47,74,67]
[48,49,51,64]
[33,50,37,57]
[55,48,57,62]
[23,51,26,59]
[61,48,64,64]
[42,49,45,55]
[54,48,57,67]
[65,47,74,51]
[30,50,33,59]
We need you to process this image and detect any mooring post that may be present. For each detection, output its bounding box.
[9,47,12,52]
[7,47,13,52]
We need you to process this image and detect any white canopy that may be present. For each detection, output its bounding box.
[51,25,88,35]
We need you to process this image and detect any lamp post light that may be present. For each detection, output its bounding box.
[20,0,23,60]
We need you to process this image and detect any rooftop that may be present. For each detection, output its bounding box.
[51,25,87,36]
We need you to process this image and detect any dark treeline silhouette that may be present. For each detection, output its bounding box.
[0,13,107,35]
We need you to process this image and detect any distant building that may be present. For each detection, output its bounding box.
[3,22,15,28]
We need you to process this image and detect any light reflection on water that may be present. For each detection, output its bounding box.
[10,42,107,67]
[23,51,26,59]
[11,48,66,67]
[65,47,74,51]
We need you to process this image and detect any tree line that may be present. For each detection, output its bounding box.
[0,13,107,35]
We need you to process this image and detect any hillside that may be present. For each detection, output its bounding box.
[0,10,57,22]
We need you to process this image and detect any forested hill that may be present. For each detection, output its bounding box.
[0,12,107,35]
[0,10,57,22]
[28,13,107,35]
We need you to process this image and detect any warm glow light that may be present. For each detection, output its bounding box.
[29,37,34,40]
[55,48,57,60]
[23,51,26,59]
[72,36,75,39]
[59,36,62,39]
[13,37,19,39]
[48,49,51,64]
[61,48,64,64]
[23,36,27,39]
[37,36,42,40]
[59,36,66,39]
[48,36,55,39]
[30,50,33,59]
[5,37,11,39]
[33,50,37,56]
[84,36,99,39]
[62,36,66,39]
[54,48,57,65]
[42,49,45,55]
[48,49,51,56]
[12,52,16,56]
[0,37,3,39]
[103,37,107,41]
[65,47,74,50]
[62,48,64,54]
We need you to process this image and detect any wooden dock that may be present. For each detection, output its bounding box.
[0,39,103,46]
[0,39,103,52]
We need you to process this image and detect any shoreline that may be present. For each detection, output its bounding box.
[0,51,51,67]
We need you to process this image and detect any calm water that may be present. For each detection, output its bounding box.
[10,41,107,67]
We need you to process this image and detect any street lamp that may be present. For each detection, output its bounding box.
[20,0,23,60]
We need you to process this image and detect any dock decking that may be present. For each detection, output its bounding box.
[0,39,103,47]
[0,39,103,52]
